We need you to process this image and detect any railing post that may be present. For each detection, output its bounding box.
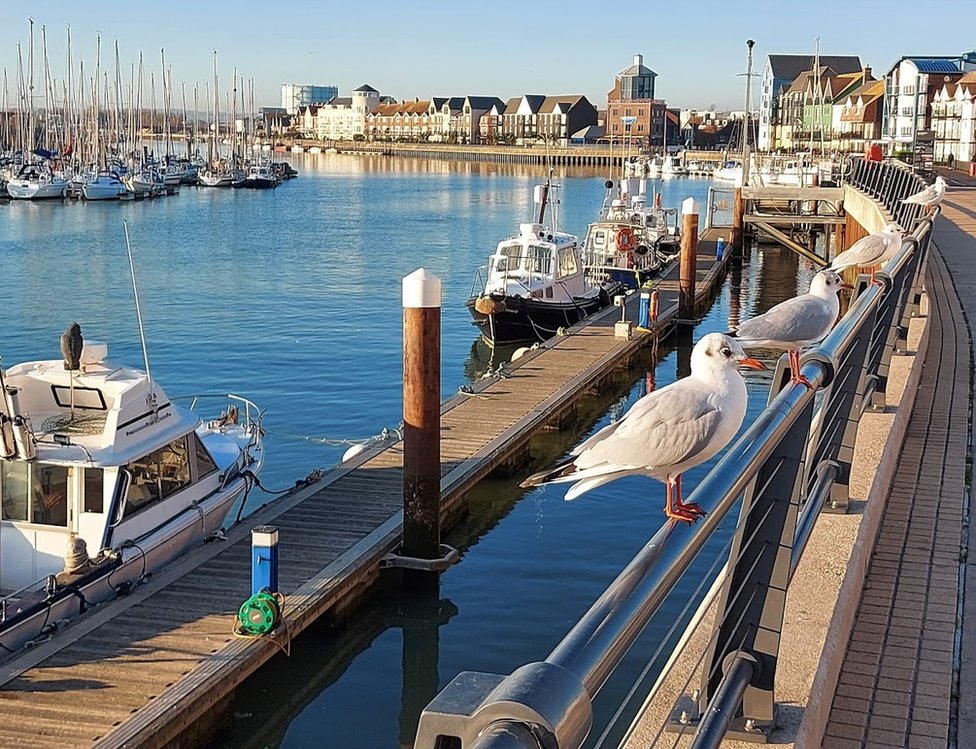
[674,391,816,741]
[679,197,699,321]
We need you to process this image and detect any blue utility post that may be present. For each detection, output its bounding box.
[251,526,279,594]
[717,237,726,261]
[638,291,651,329]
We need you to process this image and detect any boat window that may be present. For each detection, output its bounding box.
[1,461,29,521]
[123,436,193,519]
[525,245,551,275]
[51,385,106,411]
[192,433,218,479]
[84,468,104,513]
[592,230,606,248]
[498,243,522,271]
[556,247,578,279]
[31,464,69,527]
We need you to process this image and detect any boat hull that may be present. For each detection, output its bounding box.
[6,180,66,200]
[466,283,623,344]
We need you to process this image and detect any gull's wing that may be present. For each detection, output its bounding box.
[903,184,937,204]
[573,379,725,473]
[830,232,891,269]
[734,295,836,347]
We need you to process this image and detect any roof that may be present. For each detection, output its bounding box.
[503,96,521,115]
[849,78,884,101]
[539,95,590,113]
[617,62,657,77]
[353,83,379,93]
[465,96,506,111]
[767,54,862,80]
[906,58,961,74]
[572,125,605,140]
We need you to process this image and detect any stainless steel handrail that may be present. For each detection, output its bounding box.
[413,169,932,749]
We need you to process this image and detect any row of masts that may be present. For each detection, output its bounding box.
[0,20,263,186]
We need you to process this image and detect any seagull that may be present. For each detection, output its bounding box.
[901,175,946,215]
[829,223,904,283]
[520,333,765,524]
[729,269,851,389]
[60,323,84,371]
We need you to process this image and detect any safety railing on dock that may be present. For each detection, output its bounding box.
[411,166,934,749]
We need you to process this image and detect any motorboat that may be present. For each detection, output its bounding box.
[466,179,624,345]
[713,159,744,184]
[238,163,279,189]
[5,162,67,200]
[582,178,681,290]
[661,154,688,177]
[0,334,264,654]
[81,170,125,201]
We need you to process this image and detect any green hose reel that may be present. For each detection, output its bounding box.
[237,589,282,636]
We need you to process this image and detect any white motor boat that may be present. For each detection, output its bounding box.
[81,171,125,201]
[466,179,625,345]
[582,178,680,290]
[239,163,278,189]
[6,163,66,200]
[0,334,264,654]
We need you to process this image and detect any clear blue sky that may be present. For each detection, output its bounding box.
[1,0,971,112]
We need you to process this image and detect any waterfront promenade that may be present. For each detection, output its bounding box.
[820,170,976,748]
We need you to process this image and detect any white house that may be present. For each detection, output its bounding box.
[310,84,382,140]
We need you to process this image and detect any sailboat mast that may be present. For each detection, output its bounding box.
[742,39,755,187]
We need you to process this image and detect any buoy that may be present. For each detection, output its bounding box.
[343,443,368,463]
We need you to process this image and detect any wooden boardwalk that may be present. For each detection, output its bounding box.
[0,235,732,748]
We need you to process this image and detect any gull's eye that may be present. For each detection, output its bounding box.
[720,346,732,358]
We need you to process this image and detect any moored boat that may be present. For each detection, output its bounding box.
[0,332,264,654]
[582,178,680,290]
[6,162,67,200]
[466,179,624,345]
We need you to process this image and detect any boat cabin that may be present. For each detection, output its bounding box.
[0,342,233,593]
[484,223,586,302]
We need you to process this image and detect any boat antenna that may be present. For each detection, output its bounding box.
[122,220,155,408]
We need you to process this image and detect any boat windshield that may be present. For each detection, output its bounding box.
[492,242,522,273]
[556,247,578,279]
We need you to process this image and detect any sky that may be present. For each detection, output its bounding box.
[0,0,972,112]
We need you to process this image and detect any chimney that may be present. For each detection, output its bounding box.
[634,53,643,67]
[863,65,872,81]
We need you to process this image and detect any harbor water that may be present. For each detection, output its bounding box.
[0,155,814,748]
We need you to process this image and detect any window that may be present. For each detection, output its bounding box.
[123,436,192,518]
[32,464,69,526]
[84,468,104,513]
[556,247,578,278]
[525,245,551,275]
[1,461,28,521]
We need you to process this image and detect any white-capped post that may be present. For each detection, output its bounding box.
[679,197,700,321]
[402,269,442,587]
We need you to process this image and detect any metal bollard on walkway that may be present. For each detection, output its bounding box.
[251,526,279,595]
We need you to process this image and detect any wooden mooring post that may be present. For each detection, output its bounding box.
[732,187,744,253]
[679,197,700,321]
[402,268,442,590]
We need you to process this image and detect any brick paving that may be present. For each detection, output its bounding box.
[823,174,976,748]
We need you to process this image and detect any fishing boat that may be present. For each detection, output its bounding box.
[581,178,680,290]
[238,163,279,189]
[466,178,624,345]
[0,332,264,654]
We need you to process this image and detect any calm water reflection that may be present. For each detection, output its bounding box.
[1,154,814,749]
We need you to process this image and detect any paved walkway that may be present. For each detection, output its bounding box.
[823,170,976,748]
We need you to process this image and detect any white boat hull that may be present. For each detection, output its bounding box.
[6,179,66,200]
[82,181,124,201]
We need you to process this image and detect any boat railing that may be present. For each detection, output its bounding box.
[412,168,934,749]
[171,393,265,442]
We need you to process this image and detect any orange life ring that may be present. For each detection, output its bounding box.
[616,226,635,252]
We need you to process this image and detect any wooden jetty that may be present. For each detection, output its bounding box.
[0,233,732,748]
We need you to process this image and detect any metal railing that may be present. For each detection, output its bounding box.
[413,165,933,749]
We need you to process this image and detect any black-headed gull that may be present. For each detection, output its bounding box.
[520,333,765,523]
[901,175,946,214]
[829,223,904,282]
[729,269,851,388]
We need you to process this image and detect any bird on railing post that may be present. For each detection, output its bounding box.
[60,323,84,419]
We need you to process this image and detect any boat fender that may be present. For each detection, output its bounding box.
[634,244,649,256]
[474,296,506,315]
[0,414,15,459]
[655,193,662,209]
[604,179,614,189]
[11,415,36,461]
[616,227,635,252]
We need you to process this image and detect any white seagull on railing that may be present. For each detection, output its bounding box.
[829,223,904,282]
[520,333,765,524]
[901,175,946,214]
[729,269,851,389]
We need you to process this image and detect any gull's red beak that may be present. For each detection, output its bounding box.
[737,357,767,370]
[839,281,854,290]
